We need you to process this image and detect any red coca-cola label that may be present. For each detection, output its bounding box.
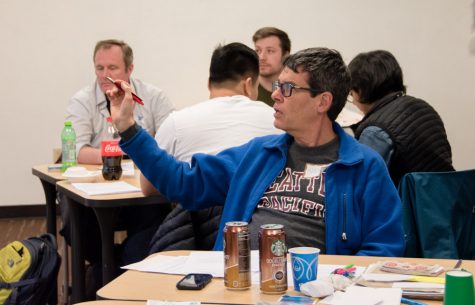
[101,140,123,157]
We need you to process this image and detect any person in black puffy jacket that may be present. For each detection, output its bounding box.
[349,50,454,186]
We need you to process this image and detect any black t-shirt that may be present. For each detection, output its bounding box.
[249,137,339,252]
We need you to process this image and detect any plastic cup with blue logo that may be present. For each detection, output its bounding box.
[288,247,320,292]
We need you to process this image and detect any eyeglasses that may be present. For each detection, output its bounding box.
[272,81,323,97]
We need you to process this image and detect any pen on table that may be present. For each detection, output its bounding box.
[453,259,462,270]
[106,77,144,105]
[401,297,428,305]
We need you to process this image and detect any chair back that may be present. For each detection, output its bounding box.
[399,169,475,259]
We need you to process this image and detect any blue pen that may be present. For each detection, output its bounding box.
[401,297,428,305]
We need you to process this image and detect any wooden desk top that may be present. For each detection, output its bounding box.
[98,250,474,305]
[32,164,71,184]
[77,301,145,305]
[33,162,167,208]
[32,162,140,180]
[32,163,102,184]
[52,162,167,208]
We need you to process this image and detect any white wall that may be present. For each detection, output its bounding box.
[1,0,474,206]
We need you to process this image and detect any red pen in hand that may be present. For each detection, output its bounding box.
[106,77,144,105]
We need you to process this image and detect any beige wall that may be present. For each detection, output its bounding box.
[1,0,474,206]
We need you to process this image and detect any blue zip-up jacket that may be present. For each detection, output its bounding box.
[121,123,404,257]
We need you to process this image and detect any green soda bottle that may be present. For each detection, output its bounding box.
[61,121,77,172]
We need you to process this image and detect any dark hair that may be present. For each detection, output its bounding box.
[284,48,351,121]
[348,50,406,103]
[94,39,134,70]
[209,42,259,85]
[253,27,291,55]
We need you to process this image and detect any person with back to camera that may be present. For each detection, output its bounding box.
[348,50,454,186]
[253,27,291,106]
[63,39,174,298]
[109,47,404,257]
[136,42,283,255]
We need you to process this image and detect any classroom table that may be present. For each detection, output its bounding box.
[32,164,70,237]
[32,163,98,305]
[97,250,475,305]
[32,163,108,237]
[56,171,169,303]
[76,301,145,305]
[35,163,170,304]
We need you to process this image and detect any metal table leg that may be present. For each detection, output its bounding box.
[93,207,120,285]
[39,179,58,305]
[67,197,86,303]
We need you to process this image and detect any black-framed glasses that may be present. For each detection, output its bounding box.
[272,80,323,97]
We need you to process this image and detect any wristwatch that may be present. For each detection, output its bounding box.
[118,122,141,141]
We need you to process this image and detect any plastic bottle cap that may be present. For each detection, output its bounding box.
[64,121,72,126]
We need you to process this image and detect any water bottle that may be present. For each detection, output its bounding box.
[101,116,123,180]
[61,121,77,172]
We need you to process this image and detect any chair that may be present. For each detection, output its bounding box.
[398,169,475,259]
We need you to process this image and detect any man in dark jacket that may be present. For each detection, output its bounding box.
[349,50,454,186]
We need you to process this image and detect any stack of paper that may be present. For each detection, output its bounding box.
[380,261,444,276]
[356,262,444,300]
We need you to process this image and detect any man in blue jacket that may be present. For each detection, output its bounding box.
[109,47,404,257]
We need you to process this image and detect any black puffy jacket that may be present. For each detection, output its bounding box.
[148,205,223,254]
[352,92,453,186]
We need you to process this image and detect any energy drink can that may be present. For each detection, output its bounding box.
[259,224,287,294]
[223,221,251,290]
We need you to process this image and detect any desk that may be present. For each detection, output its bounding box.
[55,167,169,303]
[32,163,98,305]
[76,300,147,305]
[98,250,475,305]
[32,164,68,237]
[32,164,105,237]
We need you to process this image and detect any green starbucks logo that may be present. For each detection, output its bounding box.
[271,239,286,256]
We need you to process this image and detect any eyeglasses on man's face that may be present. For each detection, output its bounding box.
[272,80,323,98]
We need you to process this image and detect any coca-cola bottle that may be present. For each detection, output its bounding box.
[101,116,123,180]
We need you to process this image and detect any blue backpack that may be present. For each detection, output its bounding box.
[0,233,60,305]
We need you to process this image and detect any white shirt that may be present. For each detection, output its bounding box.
[66,78,174,157]
[155,95,283,162]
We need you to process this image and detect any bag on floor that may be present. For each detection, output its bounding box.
[0,233,61,305]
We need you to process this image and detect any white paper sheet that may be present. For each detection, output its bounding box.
[319,286,402,305]
[72,181,141,195]
[123,255,189,274]
[147,301,200,305]
[121,161,135,176]
[122,251,365,286]
[183,251,226,277]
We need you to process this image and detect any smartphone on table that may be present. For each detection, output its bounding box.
[176,273,213,290]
